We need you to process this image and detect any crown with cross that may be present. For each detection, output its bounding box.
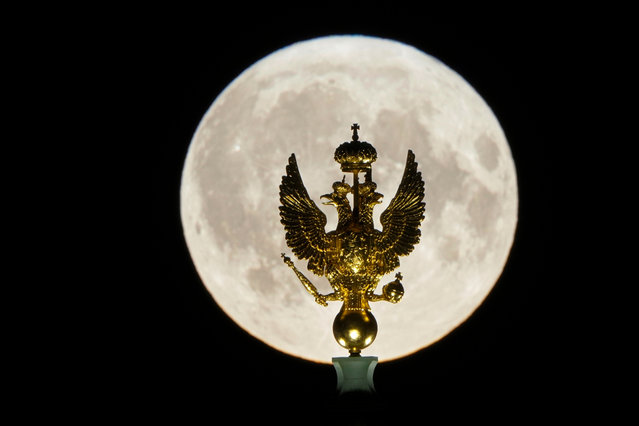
[333,123,377,173]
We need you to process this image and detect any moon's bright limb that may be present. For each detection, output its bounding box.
[180,35,518,363]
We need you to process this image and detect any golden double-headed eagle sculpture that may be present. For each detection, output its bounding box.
[280,124,425,356]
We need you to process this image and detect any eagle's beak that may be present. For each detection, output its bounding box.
[320,194,334,205]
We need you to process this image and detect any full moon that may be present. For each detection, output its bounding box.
[180,35,518,363]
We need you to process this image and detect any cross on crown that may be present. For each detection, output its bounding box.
[351,123,360,141]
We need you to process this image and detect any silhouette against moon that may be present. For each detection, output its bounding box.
[180,35,518,363]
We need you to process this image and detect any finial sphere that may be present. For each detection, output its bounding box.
[333,308,378,355]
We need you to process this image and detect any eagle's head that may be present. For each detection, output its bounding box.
[359,182,384,206]
[321,181,351,206]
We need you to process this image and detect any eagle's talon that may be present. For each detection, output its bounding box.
[315,295,328,306]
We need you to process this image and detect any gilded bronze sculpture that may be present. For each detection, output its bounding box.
[280,124,425,356]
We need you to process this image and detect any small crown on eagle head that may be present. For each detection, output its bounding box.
[334,123,377,173]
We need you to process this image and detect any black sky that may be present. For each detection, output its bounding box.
[119,10,556,423]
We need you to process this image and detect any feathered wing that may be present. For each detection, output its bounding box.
[279,154,332,276]
[376,150,426,275]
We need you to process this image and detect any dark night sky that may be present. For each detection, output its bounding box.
[109,9,557,423]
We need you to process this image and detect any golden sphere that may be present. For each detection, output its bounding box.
[383,281,404,303]
[333,309,378,354]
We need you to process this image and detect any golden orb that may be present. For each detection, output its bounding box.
[383,281,405,304]
[332,308,378,355]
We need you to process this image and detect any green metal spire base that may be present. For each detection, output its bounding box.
[332,356,378,395]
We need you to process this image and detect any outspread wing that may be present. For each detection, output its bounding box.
[279,154,331,276]
[376,150,426,274]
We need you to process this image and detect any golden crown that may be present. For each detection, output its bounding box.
[334,124,377,173]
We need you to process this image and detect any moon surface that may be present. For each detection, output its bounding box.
[180,35,518,363]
